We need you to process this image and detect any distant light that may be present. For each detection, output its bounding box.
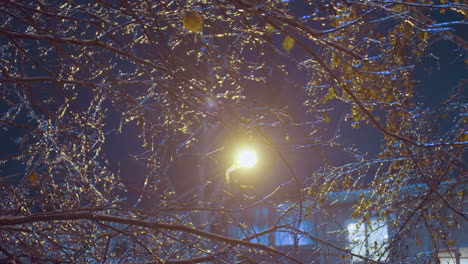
[235,148,257,168]
[205,97,217,108]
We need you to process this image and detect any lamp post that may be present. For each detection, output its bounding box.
[224,147,258,263]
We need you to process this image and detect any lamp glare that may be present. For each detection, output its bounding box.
[235,149,257,168]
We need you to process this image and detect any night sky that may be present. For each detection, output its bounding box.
[0,0,466,205]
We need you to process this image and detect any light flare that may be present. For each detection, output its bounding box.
[235,148,257,168]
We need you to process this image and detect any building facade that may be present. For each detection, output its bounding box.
[225,187,468,264]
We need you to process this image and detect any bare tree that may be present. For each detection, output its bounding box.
[0,0,466,263]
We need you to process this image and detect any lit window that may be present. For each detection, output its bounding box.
[227,207,271,245]
[275,203,314,246]
[249,207,270,244]
[439,250,457,264]
[227,205,315,247]
[439,247,468,264]
[275,220,314,246]
[347,218,389,262]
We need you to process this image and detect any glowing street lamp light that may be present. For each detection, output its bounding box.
[226,148,257,185]
[234,148,257,169]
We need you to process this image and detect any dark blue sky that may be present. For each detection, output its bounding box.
[0,1,466,205]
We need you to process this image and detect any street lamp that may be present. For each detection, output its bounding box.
[235,148,257,168]
[226,148,257,185]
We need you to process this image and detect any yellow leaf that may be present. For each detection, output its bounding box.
[183,11,203,33]
[342,179,350,188]
[318,196,326,205]
[265,23,275,36]
[282,35,295,52]
[456,132,467,142]
[321,87,336,103]
[448,240,455,247]
[28,171,38,183]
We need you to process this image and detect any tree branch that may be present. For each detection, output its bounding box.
[0,212,304,264]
